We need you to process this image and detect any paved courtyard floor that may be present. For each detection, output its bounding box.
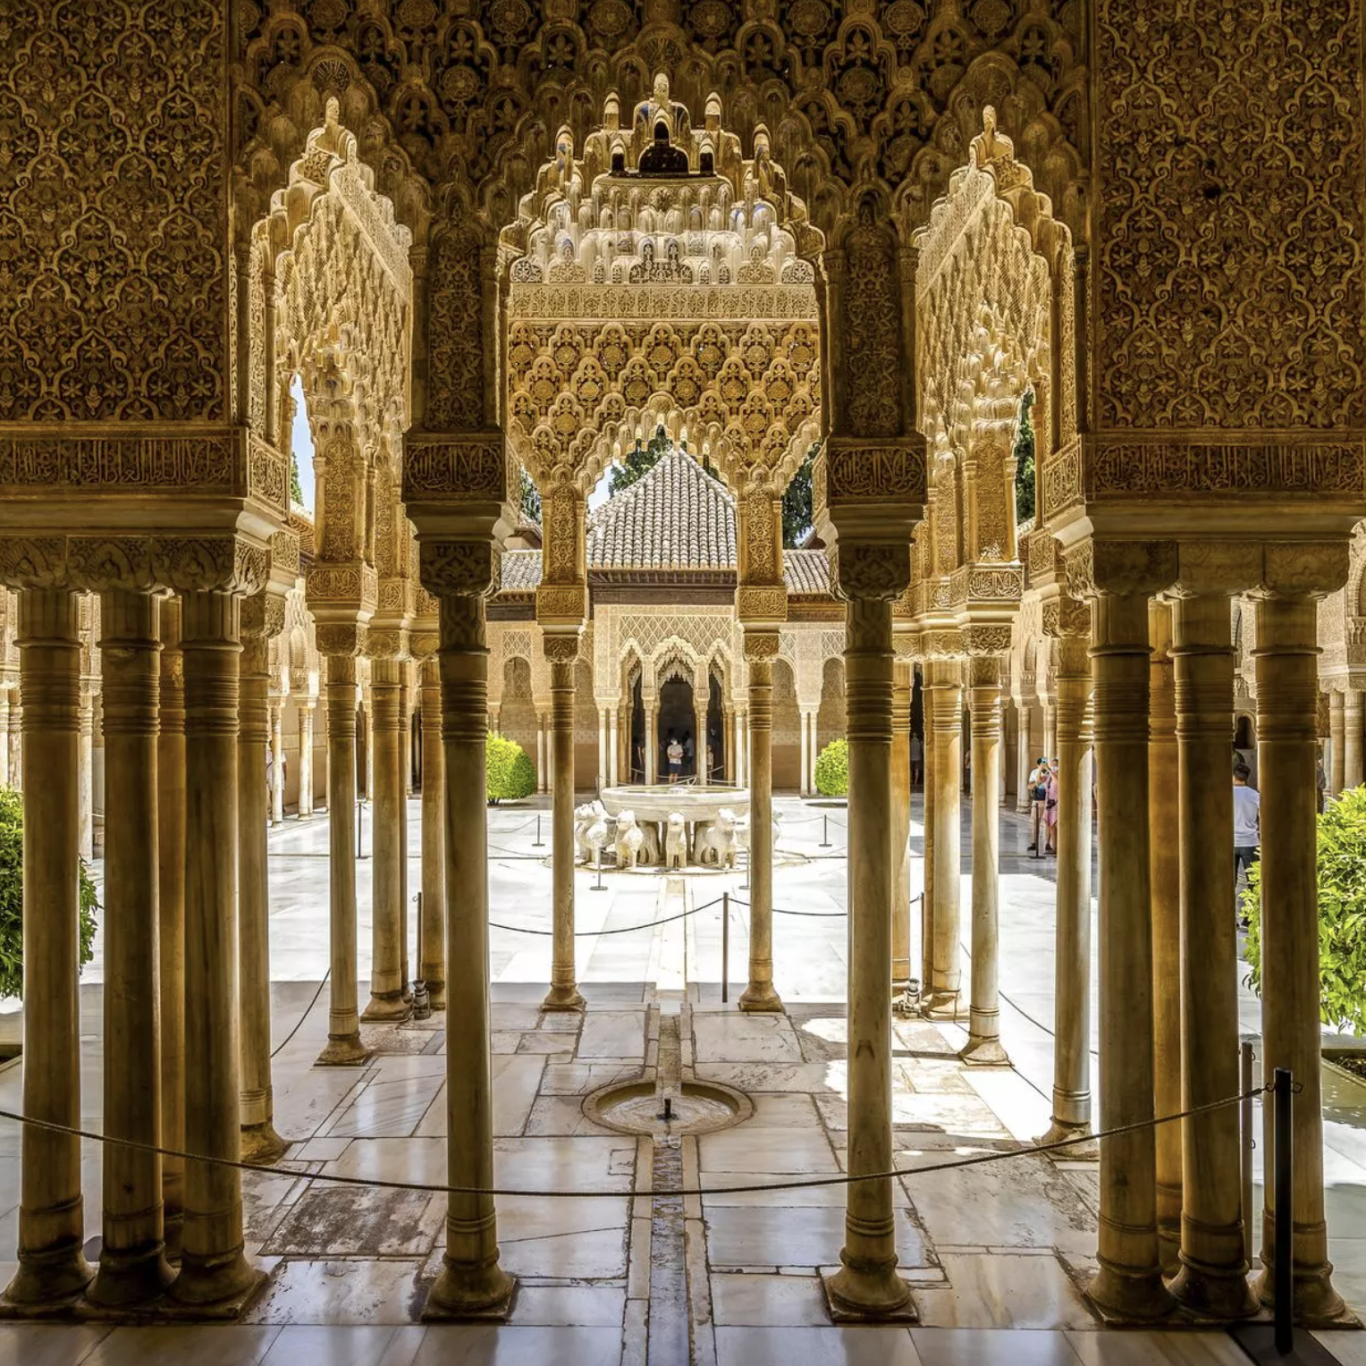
[0,793,1363,1364]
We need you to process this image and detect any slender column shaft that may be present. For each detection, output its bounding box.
[1015,701,1034,813]
[535,715,547,792]
[318,655,368,1064]
[1046,641,1092,1137]
[1170,593,1255,1318]
[364,659,409,1021]
[8,699,20,789]
[78,691,94,862]
[6,589,92,1304]
[426,596,515,1318]
[1330,692,1345,794]
[1149,601,1182,1274]
[545,652,584,1011]
[962,659,1006,1064]
[269,703,285,825]
[297,706,314,818]
[739,646,782,1012]
[90,589,172,1304]
[827,598,911,1317]
[800,706,811,796]
[926,660,963,1015]
[1043,699,1057,762]
[645,705,657,785]
[1090,592,1171,1320]
[921,679,936,990]
[1344,691,1363,790]
[0,690,10,786]
[695,705,709,786]
[1255,597,1344,1322]
[735,707,747,786]
[173,590,257,1306]
[399,674,411,998]
[157,598,186,1261]
[597,709,608,791]
[420,660,446,1008]
[608,708,619,786]
[891,663,912,988]
[237,632,285,1159]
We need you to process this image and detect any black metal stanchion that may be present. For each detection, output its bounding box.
[1242,1040,1256,1271]
[820,814,831,848]
[411,891,432,1020]
[743,849,750,891]
[721,892,730,1004]
[592,850,606,892]
[532,813,544,848]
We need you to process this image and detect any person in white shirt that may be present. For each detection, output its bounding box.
[1233,760,1260,926]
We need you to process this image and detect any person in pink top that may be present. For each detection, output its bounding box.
[1043,760,1059,856]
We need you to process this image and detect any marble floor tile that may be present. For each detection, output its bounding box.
[410,1325,624,1366]
[244,1257,427,1325]
[748,1093,823,1127]
[1315,1332,1366,1366]
[714,1325,920,1366]
[323,1075,443,1139]
[514,1032,580,1055]
[710,1272,831,1326]
[0,1325,110,1366]
[328,1136,445,1185]
[694,1012,805,1064]
[258,1325,402,1366]
[540,1062,643,1095]
[262,1185,443,1256]
[912,1253,1097,1330]
[911,1328,1082,1366]
[492,1136,636,1192]
[577,1010,647,1061]
[1063,1330,1249,1365]
[698,1126,839,1174]
[705,1204,929,1270]
[694,1061,846,1095]
[81,1327,283,1366]
[498,1222,630,1280]
[508,1284,626,1326]
[493,1054,547,1137]
[523,1094,616,1136]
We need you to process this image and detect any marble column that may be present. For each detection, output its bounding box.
[399,672,411,999]
[5,589,92,1305]
[1043,698,1057,761]
[420,659,446,1009]
[1044,634,1093,1140]
[158,597,186,1261]
[925,659,963,1017]
[735,706,747,786]
[296,703,315,818]
[597,708,608,791]
[8,697,20,789]
[1344,690,1363,790]
[318,655,368,1065]
[1255,596,1345,1323]
[1015,701,1034,813]
[961,654,1006,1065]
[891,661,913,990]
[426,596,515,1319]
[544,643,584,1011]
[269,701,285,824]
[608,707,619,786]
[536,712,548,792]
[799,704,811,796]
[1149,601,1183,1273]
[78,688,94,862]
[172,589,258,1307]
[1089,591,1171,1321]
[921,680,936,991]
[696,702,709,785]
[825,597,912,1319]
[0,689,10,786]
[363,658,409,1021]
[1329,691,1345,795]
[238,617,286,1161]
[644,703,658,784]
[740,637,782,1013]
[89,589,172,1305]
[1169,592,1255,1319]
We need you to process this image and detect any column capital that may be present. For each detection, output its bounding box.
[418,538,501,599]
[0,534,270,596]
[1064,538,1178,599]
[742,628,781,663]
[1041,594,1092,640]
[961,623,1011,658]
[535,582,588,627]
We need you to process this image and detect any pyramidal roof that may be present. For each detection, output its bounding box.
[586,446,736,570]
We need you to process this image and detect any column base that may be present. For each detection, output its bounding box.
[959,1035,1010,1067]
[1170,1257,1259,1321]
[426,981,447,1011]
[163,1213,183,1266]
[820,1263,916,1323]
[923,991,965,1021]
[3,1242,94,1307]
[168,1249,263,1312]
[315,1033,372,1066]
[1255,1260,1352,1327]
[361,993,413,1023]
[1037,1118,1097,1159]
[240,1122,289,1164]
[86,1246,176,1308]
[541,985,586,1012]
[738,983,784,1013]
[1088,1259,1175,1322]
[422,1262,517,1321]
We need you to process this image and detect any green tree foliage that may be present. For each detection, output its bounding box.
[610,425,671,495]
[1014,389,1036,525]
[0,786,99,1000]
[1242,784,1366,1035]
[520,467,542,523]
[290,452,305,507]
[782,443,818,548]
[486,733,537,804]
[814,738,849,798]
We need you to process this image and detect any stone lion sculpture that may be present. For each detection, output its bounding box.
[696,808,737,869]
[664,811,687,869]
[585,806,610,867]
[614,810,645,869]
[574,800,608,863]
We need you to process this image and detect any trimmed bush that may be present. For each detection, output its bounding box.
[815,738,849,798]
[0,786,99,1000]
[486,733,537,804]
[1243,784,1366,1035]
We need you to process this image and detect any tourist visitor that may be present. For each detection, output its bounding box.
[1233,760,1260,926]
[666,732,683,782]
[1027,756,1049,852]
[1043,760,1059,856]
[910,731,923,786]
[683,731,695,775]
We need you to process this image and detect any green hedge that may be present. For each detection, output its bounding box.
[487,733,537,804]
[815,738,849,798]
[1243,784,1366,1035]
[0,786,99,1000]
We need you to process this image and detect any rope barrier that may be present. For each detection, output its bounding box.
[271,970,331,1059]
[489,894,727,938]
[0,1084,1273,1202]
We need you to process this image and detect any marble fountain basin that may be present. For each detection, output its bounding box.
[599,783,750,823]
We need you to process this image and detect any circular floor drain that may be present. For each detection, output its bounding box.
[583,1077,753,1136]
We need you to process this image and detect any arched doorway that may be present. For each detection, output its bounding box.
[658,677,696,779]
